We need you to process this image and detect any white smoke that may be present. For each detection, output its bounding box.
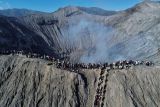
[61,19,124,63]
[60,19,158,63]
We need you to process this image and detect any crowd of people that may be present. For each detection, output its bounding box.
[0,50,154,71]
[94,69,109,106]
[55,60,154,70]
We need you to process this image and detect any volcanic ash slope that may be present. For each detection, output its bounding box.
[0,55,160,107]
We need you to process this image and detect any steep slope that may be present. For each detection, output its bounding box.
[100,1,160,62]
[0,55,160,107]
[0,55,99,107]
[0,16,54,56]
[103,66,160,107]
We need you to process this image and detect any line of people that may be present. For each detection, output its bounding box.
[55,60,154,71]
[0,50,55,61]
[0,50,154,71]
[94,69,109,107]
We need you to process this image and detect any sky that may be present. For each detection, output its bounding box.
[0,0,148,12]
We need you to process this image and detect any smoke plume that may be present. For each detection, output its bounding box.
[60,19,158,63]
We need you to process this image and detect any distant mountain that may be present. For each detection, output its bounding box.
[78,7,116,16]
[53,6,116,17]
[0,7,116,18]
[0,8,46,17]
